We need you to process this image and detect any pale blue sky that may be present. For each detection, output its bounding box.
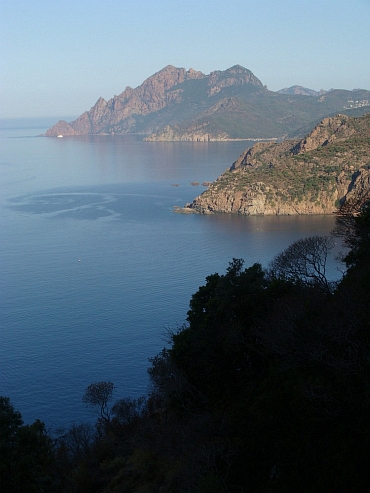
[1,0,369,118]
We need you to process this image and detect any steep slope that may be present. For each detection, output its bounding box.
[181,113,370,215]
[147,87,370,141]
[44,65,205,136]
[44,65,263,137]
[44,65,370,140]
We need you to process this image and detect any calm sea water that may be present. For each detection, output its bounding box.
[0,119,340,431]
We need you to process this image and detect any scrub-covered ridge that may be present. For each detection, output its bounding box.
[182,113,370,215]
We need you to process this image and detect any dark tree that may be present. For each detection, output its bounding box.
[111,396,147,425]
[0,397,54,493]
[268,235,335,293]
[333,192,370,271]
[82,382,115,422]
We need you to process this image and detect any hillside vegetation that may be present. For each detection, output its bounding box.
[182,113,370,215]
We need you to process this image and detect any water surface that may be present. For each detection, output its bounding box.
[0,121,339,430]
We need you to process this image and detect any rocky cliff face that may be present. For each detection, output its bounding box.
[44,65,262,137]
[44,66,205,136]
[44,65,370,140]
[182,113,370,215]
[290,114,357,154]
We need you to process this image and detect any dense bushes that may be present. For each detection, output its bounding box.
[0,397,54,492]
[1,198,370,492]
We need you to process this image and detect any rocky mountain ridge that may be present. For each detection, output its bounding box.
[180,113,370,215]
[44,65,370,140]
[44,65,263,138]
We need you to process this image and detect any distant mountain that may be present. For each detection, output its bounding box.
[179,113,370,215]
[277,85,327,97]
[44,65,370,140]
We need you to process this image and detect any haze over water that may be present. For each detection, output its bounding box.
[0,119,340,430]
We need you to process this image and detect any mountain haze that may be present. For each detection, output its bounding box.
[44,65,370,140]
[277,85,327,97]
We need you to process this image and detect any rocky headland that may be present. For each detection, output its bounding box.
[44,65,370,141]
[44,65,264,139]
[180,113,370,215]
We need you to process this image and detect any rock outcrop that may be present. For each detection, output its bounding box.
[45,65,205,136]
[181,113,370,215]
[278,86,327,97]
[44,65,263,138]
[44,65,370,141]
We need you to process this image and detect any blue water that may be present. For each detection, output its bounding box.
[0,120,340,431]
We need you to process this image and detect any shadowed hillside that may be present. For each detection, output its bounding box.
[2,193,370,492]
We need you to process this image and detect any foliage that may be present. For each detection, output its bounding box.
[5,196,370,492]
[82,381,115,422]
[111,395,147,425]
[0,397,54,493]
[333,191,370,270]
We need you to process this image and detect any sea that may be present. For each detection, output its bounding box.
[0,118,342,431]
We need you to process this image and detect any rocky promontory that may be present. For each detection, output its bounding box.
[44,65,264,139]
[181,113,370,215]
[44,64,370,141]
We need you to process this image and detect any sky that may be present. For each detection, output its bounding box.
[1,0,369,119]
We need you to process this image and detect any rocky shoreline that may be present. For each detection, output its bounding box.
[178,114,370,216]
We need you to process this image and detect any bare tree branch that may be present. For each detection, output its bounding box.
[268,235,335,294]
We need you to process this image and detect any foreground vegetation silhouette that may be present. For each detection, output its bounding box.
[1,196,369,492]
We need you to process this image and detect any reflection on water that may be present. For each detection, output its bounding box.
[0,122,344,430]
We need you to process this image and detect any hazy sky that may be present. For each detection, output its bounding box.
[1,0,369,118]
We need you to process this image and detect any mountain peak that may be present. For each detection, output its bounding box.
[207,65,264,92]
[226,64,252,73]
[43,65,370,139]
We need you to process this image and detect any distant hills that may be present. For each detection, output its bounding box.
[179,113,370,215]
[44,65,370,140]
[277,85,327,97]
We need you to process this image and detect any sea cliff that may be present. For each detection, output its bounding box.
[180,113,370,215]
